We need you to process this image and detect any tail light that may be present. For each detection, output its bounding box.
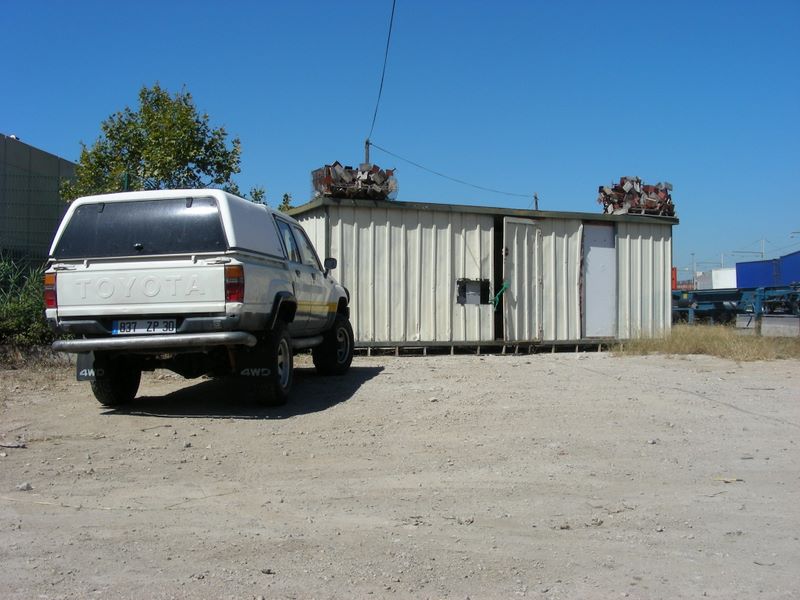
[44,273,58,309]
[224,265,245,302]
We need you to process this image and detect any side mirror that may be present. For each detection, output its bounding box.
[323,257,337,275]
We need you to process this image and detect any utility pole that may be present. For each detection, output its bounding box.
[691,253,696,289]
[364,139,370,165]
[734,239,768,260]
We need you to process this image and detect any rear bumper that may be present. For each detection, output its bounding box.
[52,331,258,353]
[50,314,242,336]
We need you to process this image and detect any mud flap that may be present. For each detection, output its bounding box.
[76,352,103,381]
[234,345,272,378]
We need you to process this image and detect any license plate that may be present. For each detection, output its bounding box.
[112,319,177,335]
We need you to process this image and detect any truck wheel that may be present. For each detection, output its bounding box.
[90,356,141,407]
[313,314,354,375]
[256,321,293,406]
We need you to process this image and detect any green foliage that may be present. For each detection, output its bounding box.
[61,83,262,201]
[249,186,266,204]
[278,193,294,212]
[0,255,53,347]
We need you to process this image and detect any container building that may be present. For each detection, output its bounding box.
[291,197,678,349]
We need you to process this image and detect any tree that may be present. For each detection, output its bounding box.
[61,83,262,200]
[278,193,295,212]
[249,186,266,204]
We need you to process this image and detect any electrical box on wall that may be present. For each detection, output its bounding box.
[456,279,490,305]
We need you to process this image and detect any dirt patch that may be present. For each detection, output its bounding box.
[1,352,799,599]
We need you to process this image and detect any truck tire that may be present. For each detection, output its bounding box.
[313,314,354,375]
[90,356,141,407]
[254,320,293,406]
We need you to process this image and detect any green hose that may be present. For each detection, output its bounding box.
[489,281,509,311]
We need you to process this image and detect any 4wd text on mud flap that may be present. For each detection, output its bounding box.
[77,368,104,380]
[240,368,271,377]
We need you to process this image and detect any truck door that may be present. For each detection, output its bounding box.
[291,224,331,334]
[275,219,310,336]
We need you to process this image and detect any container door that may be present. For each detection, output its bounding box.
[503,217,542,343]
[582,223,617,337]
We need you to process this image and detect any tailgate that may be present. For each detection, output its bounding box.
[55,259,226,318]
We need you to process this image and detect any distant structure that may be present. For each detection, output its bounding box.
[695,268,736,290]
[0,133,75,263]
[736,251,800,288]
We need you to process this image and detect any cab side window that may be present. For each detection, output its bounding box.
[292,225,322,270]
[275,219,301,263]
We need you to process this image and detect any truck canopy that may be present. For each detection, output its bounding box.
[50,189,288,260]
[53,196,227,259]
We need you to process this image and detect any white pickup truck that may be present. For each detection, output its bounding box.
[45,189,353,407]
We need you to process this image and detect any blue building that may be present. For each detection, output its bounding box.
[736,250,800,288]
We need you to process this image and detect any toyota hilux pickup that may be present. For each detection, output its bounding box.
[44,189,353,407]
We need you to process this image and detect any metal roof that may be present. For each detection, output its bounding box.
[288,196,679,226]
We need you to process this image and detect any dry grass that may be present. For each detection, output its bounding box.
[0,345,73,370]
[614,324,800,362]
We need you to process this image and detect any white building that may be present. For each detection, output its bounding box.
[291,198,677,349]
[695,267,737,290]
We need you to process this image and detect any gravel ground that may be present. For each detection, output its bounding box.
[1,351,799,599]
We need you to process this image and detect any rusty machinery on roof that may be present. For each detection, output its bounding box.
[598,176,675,217]
[312,161,398,201]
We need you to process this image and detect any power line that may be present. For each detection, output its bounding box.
[362,1,532,202]
[692,235,799,270]
[367,0,397,141]
[769,238,800,256]
[369,141,531,199]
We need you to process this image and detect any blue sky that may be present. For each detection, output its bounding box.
[2,0,798,274]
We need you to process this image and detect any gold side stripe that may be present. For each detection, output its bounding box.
[296,301,338,311]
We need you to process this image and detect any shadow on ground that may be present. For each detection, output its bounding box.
[104,365,383,420]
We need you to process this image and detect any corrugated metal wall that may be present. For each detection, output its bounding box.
[540,218,583,341]
[298,210,327,256]
[503,218,541,342]
[300,204,495,344]
[503,217,583,342]
[616,222,672,338]
[297,203,673,344]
